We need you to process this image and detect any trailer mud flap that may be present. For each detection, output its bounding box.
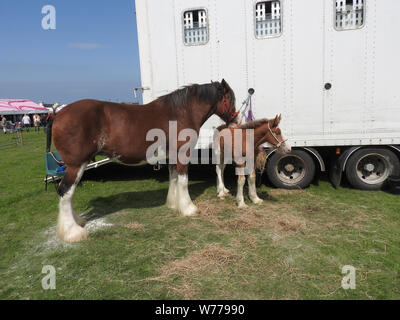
[329,159,342,189]
[329,147,361,188]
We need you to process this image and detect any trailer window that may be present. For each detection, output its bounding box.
[255,1,282,39]
[335,0,365,30]
[183,9,208,45]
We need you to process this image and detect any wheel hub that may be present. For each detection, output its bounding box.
[363,163,375,172]
[284,163,295,172]
[276,155,306,184]
[356,153,390,184]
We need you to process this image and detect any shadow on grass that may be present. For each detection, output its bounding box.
[83,180,213,221]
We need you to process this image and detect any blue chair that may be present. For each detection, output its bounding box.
[45,152,66,191]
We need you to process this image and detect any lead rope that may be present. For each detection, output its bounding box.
[245,94,255,123]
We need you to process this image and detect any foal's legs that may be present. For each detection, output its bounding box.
[216,163,229,199]
[166,164,178,209]
[236,171,247,208]
[57,163,88,243]
[176,164,198,216]
[248,169,263,205]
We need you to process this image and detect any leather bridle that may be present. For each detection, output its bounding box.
[267,122,287,149]
[222,95,239,123]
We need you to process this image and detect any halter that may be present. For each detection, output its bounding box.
[267,122,287,148]
[222,96,239,123]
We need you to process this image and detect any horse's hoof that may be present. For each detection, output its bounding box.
[217,192,225,199]
[58,225,88,243]
[237,202,248,209]
[252,198,263,205]
[181,204,198,216]
[223,188,230,195]
[166,202,177,210]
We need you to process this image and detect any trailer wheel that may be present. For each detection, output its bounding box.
[266,150,316,189]
[345,148,400,190]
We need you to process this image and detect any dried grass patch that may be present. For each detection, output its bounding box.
[196,200,274,231]
[270,214,306,233]
[125,222,145,230]
[160,244,238,278]
[268,189,304,196]
[148,244,239,299]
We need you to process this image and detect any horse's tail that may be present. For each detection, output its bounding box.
[46,113,55,152]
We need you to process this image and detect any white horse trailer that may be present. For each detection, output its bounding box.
[135,0,400,190]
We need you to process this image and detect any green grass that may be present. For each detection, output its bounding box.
[0,130,399,299]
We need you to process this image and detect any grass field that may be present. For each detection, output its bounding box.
[0,130,399,300]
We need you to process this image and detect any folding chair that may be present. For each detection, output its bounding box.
[45,152,66,191]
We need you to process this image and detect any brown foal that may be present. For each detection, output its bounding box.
[214,115,291,208]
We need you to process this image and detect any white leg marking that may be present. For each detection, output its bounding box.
[236,175,247,208]
[216,164,229,199]
[166,165,178,209]
[177,174,198,216]
[57,163,88,243]
[248,170,263,205]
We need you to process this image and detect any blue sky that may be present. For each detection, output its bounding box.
[0,0,142,104]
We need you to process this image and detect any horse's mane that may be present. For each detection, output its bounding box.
[216,118,271,132]
[157,82,235,111]
[239,118,270,129]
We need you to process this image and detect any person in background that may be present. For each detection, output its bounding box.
[33,113,41,132]
[41,114,48,134]
[21,114,31,132]
[1,115,7,134]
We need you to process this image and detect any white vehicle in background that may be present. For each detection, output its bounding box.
[134,0,400,190]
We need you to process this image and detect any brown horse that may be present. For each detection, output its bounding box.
[48,80,237,243]
[214,115,291,208]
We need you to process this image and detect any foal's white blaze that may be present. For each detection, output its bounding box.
[57,163,88,243]
[177,174,198,216]
[166,165,178,209]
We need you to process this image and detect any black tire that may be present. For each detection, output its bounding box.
[266,150,316,189]
[255,171,263,187]
[345,148,400,190]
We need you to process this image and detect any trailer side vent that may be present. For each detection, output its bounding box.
[183,9,208,45]
[255,1,282,39]
[335,0,365,30]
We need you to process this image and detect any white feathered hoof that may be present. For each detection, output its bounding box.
[217,191,226,199]
[166,200,178,210]
[58,224,88,243]
[237,201,248,209]
[181,204,198,216]
[251,197,263,205]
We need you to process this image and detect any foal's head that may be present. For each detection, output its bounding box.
[265,115,291,154]
[214,79,238,125]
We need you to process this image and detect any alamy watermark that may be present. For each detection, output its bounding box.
[145,121,256,175]
[42,265,56,290]
[42,5,56,30]
[341,265,356,290]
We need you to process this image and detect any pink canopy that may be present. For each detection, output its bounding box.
[0,99,49,115]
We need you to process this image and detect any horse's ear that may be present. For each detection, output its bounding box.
[221,79,230,94]
[272,114,281,127]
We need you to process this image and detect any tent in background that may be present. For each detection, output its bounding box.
[0,99,49,115]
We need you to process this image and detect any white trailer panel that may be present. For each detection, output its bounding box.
[135,0,400,148]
